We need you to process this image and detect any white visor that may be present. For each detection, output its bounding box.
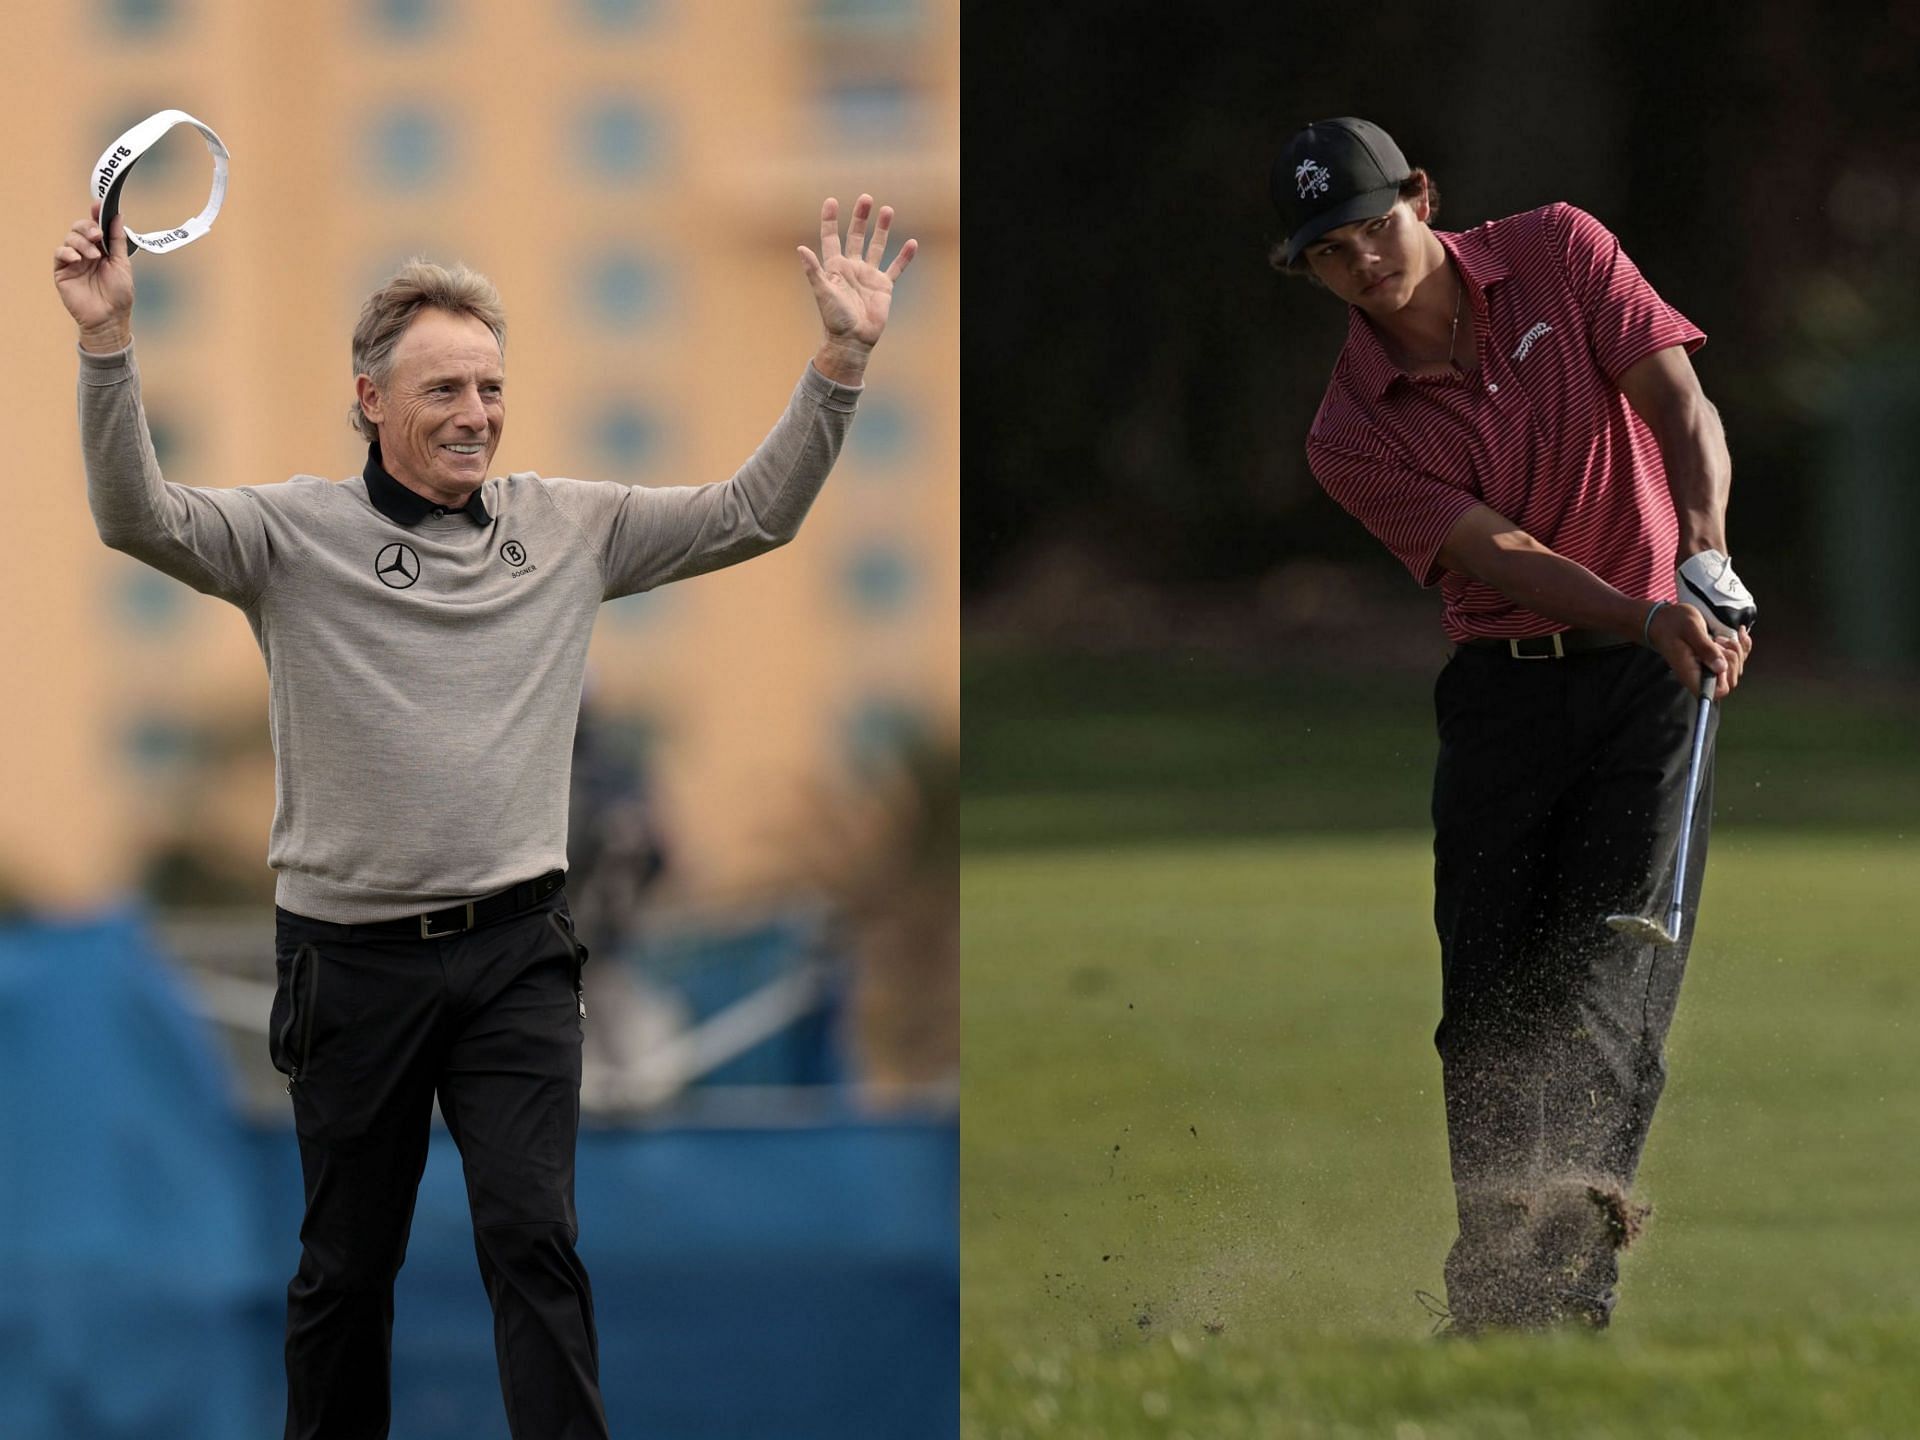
[91,109,230,257]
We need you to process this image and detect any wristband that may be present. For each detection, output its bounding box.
[90,109,230,257]
[1641,600,1668,648]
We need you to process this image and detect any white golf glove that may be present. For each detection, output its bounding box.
[1676,549,1757,637]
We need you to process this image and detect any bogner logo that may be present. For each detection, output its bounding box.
[94,144,135,199]
[500,539,536,577]
[1512,321,1554,363]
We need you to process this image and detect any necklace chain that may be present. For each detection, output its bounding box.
[1447,275,1464,372]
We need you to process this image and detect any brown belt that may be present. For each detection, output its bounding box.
[1459,629,1632,660]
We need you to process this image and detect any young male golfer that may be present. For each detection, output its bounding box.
[54,191,914,1435]
[1272,117,1755,1332]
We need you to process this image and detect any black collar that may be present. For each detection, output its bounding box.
[363,443,492,527]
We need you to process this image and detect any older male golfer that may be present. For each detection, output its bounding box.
[55,191,914,1436]
[1272,118,1755,1333]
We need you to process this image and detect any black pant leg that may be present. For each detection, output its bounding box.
[1540,647,1716,1182]
[436,900,609,1440]
[1517,651,1715,1314]
[1430,647,1714,1328]
[1430,651,1575,1322]
[1431,651,1582,1190]
[273,915,447,1440]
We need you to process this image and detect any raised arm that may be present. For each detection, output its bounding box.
[55,202,271,605]
[554,194,919,599]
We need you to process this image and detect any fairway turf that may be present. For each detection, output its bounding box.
[962,647,1920,1438]
[962,834,1920,1437]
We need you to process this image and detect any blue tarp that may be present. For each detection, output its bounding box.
[0,912,957,1440]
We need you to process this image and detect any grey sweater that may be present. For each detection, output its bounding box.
[79,344,860,922]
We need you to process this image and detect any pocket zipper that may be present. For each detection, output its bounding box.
[286,944,319,1092]
[546,912,588,1020]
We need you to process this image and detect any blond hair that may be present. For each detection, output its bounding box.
[349,259,507,442]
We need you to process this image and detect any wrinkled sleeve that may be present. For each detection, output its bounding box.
[1307,435,1482,588]
[1549,203,1705,381]
[542,364,860,601]
[78,344,273,607]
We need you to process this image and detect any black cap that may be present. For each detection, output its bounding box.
[1271,117,1411,266]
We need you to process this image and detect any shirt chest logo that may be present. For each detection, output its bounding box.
[500,539,536,577]
[374,542,419,589]
[1512,321,1555,363]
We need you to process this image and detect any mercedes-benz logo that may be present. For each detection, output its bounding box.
[500,540,527,567]
[375,542,420,589]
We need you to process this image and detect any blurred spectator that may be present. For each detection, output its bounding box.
[788,737,959,1108]
[566,691,687,1102]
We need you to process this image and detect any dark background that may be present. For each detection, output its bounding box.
[964,0,1920,673]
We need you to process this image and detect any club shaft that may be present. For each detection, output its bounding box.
[1664,681,1715,939]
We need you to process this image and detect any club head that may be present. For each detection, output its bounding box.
[1605,913,1680,947]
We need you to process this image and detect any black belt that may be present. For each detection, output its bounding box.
[1460,629,1633,660]
[361,870,566,940]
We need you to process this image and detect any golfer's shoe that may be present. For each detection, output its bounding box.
[1424,1279,1612,1338]
[1421,1288,1557,1338]
[1676,549,1757,636]
[1552,1285,1617,1331]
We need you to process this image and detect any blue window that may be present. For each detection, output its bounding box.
[134,267,181,332]
[124,715,201,774]
[114,565,186,633]
[842,545,914,616]
[369,108,445,188]
[576,0,657,27]
[104,0,172,32]
[369,0,437,34]
[578,101,662,180]
[604,589,673,627]
[844,698,927,771]
[877,247,926,323]
[583,253,668,328]
[813,0,922,19]
[146,412,184,469]
[593,403,661,470]
[821,82,916,141]
[848,397,910,464]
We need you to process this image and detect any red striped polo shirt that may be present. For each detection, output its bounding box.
[1305,203,1705,643]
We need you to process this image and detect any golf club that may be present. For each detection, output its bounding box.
[1606,670,1717,948]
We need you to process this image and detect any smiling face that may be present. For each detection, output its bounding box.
[1301,190,1444,314]
[355,307,505,508]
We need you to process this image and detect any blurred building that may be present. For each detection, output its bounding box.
[5,0,958,911]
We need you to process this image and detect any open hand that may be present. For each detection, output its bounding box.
[797,194,917,350]
[54,200,135,351]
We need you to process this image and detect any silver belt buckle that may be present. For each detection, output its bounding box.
[420,901,477,939]
[1509,633,1565,660]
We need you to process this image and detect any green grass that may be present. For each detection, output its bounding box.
[962,646,1920,1437]
[964,647,1920,849]
[963,835,1920,1437]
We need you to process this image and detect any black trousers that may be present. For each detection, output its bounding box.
[1430,644,1716,1327]
[269,888,611,1440]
